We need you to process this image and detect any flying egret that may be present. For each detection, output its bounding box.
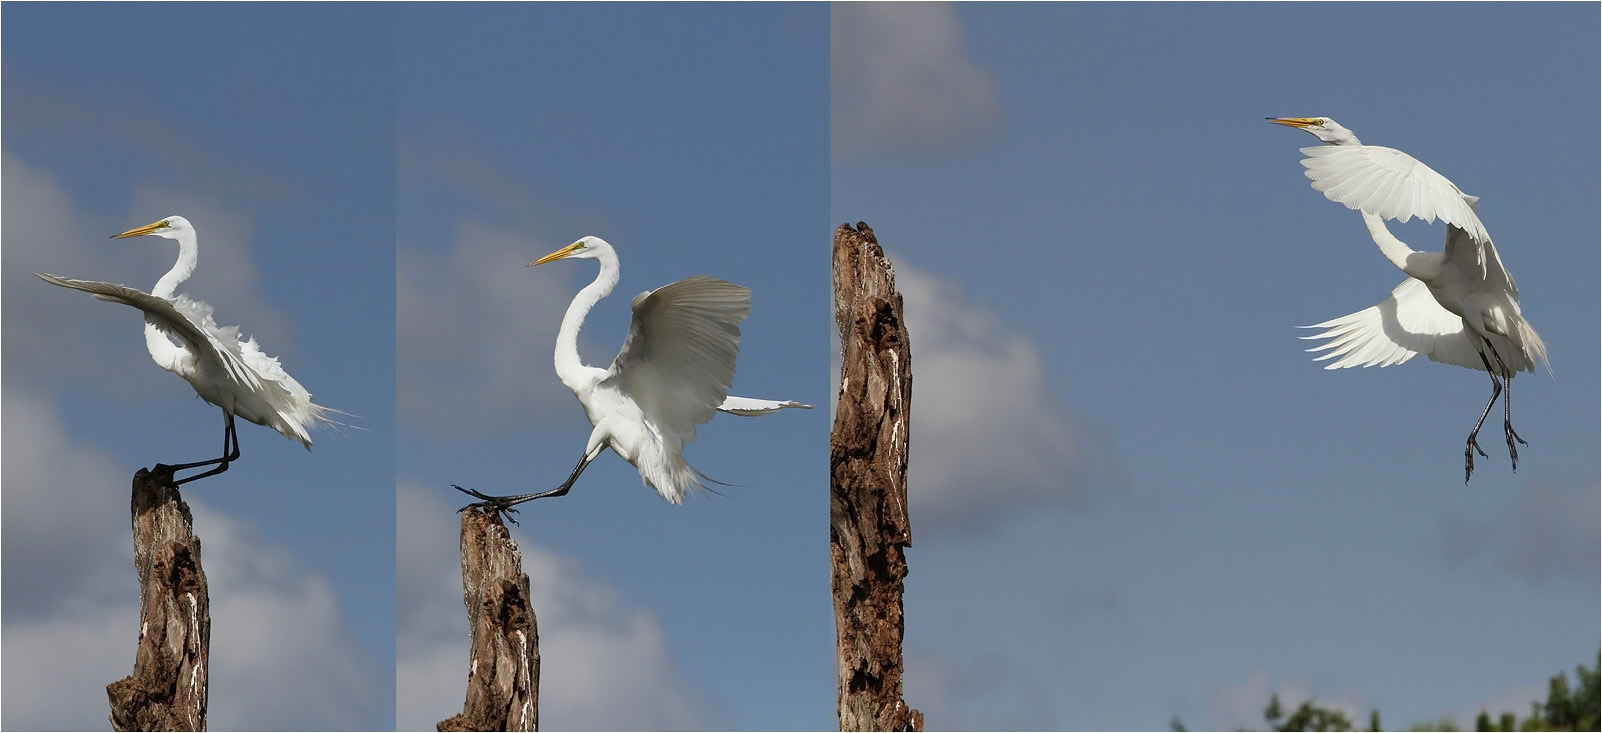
[36,215,340,486]
[455,235,810,512]
[1271,117,1548,483]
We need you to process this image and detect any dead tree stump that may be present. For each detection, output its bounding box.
[107,468,210,731]
[439,507,539,732]
[831,222,922,732]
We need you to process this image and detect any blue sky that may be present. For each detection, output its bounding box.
[2,3,1596,732]
[3,4,395,730]
[833,3,1598,730]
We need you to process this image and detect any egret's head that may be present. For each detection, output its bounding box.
[530,235,612,267]
[1268,117,1361,146]
[111,215,193,241]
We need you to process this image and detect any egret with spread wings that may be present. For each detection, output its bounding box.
[36,215,339,485]
[1271,117,1548,483]
[455,235,810,512]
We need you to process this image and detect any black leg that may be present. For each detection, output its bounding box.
[155,413,240,487]
[1484,340,1527,471]
[454,446,602,522]
[1465,348,1502,485]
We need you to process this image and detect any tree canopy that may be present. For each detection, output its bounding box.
[1171,653,1598,732]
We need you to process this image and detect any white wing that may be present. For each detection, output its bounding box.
[1300,144,1490,244]
[607,275,751,438]
[717,395,813,416]
[1300,277,1485,371]
[35,273,261,389]
[1441,222,1511,295]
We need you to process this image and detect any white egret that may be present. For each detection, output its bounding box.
[455,235,810,512]
[36,215,339,485]
[1271,117,1548,483]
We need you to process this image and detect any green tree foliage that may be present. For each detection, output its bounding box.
[1264,692,1358,732]
[1170,653,1598,732]
[1472,710,1518,732]
[1493,653,1600,732]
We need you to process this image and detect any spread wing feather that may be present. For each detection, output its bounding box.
[1300,144,1491,244]
[607,275,751,443]
[34,273,260,389]
[1300,277,1485,371]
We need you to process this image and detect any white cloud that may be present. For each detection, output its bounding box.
[397,220,591,438]
[831,3,1002,160]
[1439,477,1600,584]
[1,388,143,731]
[0,388,381,730]
[892,262,1125,533]
[196,507,385,730]
[0,387,138,611]
[396,481,715,730]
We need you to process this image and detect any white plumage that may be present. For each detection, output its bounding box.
[1271,117,1547,482]
[1298,142,1490,245]
[1303,276,1485,371]
[36,215,338,485]
[456,235,809,510]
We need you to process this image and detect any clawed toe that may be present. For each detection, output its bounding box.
[451,484,523,525]
[1507,427,1528,448]
[1506,435,1522,473]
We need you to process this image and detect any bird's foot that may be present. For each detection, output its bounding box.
[1506,423,1528,447]
[148,464,180,487]
[451,484,522,525]
[1505,424,1526,472]
[1463,440,1483,485]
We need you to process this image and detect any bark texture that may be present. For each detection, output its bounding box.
[831,222,922,732]
[107,469,209,732]
[439,507,539,732]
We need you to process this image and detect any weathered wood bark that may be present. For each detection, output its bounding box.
[439,507,539,732]
[107,468,210,732]
[831,222,922,732]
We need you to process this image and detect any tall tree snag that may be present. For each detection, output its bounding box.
[439,507,539,732]
[831,222,922,732]
[107,468,210,731]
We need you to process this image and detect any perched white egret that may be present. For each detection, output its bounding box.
[455,235,810,512]
[1271,117,1548,483]
[36,215,339,485]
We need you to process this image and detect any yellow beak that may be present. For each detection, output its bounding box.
[1267,117,1319,129]
[111,219,168,239]
[529,241,582,267]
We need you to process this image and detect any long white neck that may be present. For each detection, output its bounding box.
[152,228,198,298]
[553,251,620,392]
[143,229,199,372]
[1361,212,1439,280]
